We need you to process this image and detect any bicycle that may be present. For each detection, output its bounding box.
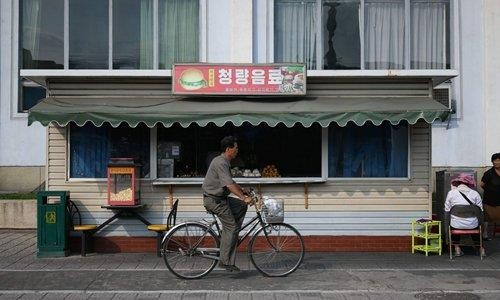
[160,189,305,279]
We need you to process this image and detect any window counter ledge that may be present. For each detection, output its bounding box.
[152,177,326,185]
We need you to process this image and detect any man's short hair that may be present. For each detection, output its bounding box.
[221,136,237,152]
[492,153,500,162]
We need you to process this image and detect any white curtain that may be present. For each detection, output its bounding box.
[274,0,317,69]
[364,0,404,69]
[140,0,154,69]
[159,0,199,69]
[411,0,447,69]
[22,0,42,68]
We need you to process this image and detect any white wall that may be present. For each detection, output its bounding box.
[432,0,486,167]
[0,0,46,166]
[207,0,252,63]
[484,0,500,160]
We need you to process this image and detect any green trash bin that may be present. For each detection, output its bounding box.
[37,191,70,257]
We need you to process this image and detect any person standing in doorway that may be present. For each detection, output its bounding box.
[202,136,252,271]
[481,153,500,240]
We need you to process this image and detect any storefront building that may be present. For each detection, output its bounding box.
[16,0,459,251]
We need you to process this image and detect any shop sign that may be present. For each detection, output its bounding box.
[172,64,306,95]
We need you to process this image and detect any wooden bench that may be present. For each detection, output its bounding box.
[147,199,179,256]
[67,199,97,256]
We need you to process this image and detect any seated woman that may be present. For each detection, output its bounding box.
[444,173,485,257]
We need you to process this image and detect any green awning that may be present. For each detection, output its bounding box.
[28,95,450,128]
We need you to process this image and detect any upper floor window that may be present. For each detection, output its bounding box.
[274,0,450,70]
[20,0,201,70]
[410,0,450,69]
[159,0,199,69]
[113,0,154,69]
[20,0,64,69]
[69,0,109,69]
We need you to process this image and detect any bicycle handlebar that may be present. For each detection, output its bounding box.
[248,188,262,210]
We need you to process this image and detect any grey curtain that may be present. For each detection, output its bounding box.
[274,0,317,69]
[140,0,154,69]
[159,0,199,69]
[364,0,405,69]
[411,0,448,69]
[22,0,42,68]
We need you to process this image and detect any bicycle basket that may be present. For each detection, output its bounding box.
[261,197,284,223]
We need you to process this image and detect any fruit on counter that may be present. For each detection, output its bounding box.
[261,165,280,177]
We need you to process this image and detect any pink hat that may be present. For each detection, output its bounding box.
[451,173,476,188]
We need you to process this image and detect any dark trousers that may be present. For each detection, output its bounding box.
[203,195,247,265]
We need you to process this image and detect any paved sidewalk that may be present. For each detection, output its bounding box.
[1,230,500,299]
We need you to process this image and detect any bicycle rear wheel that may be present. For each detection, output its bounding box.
[162,223,219,279]
[249,223,305,277]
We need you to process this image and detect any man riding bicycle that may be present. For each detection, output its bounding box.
[202,136,253,272]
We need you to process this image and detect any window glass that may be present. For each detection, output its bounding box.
[364,0,405,69]
[410,0,450,69]
[20,82,46,111]
[69,0,109,69]
[328,121,408,177]
[158,0,199,69]
[273,0,450,70]
[322,0,361,69]
[70,124,150,178]
[20,0,64,69]
[113,0,153,69]
[274,0,317,69]
[157,123,321,178]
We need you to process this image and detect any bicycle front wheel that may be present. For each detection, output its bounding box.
[162,223,219,279]
[248,223,305,277]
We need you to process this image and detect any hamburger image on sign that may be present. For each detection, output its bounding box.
[179,68,207,91]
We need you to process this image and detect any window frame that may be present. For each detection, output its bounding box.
[154,123,325,183]
[17,0,208,74]
[267,0,453,71]
[15,0,207,115]
[66,125,411,182]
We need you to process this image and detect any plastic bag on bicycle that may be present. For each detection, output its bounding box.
[262,196,284,223]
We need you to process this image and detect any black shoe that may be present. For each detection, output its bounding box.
[218,262,240,272]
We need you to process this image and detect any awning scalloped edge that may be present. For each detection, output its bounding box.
[28,111,450,128]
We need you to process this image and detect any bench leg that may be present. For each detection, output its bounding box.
[156,232,162,257]
[81,232,87,257]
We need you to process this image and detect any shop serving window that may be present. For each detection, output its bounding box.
[69,124,150,178]
[328,121,408,177]
[273,0,450,70]
[157,123,322,179]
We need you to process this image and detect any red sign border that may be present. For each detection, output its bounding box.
[171,63,307,96]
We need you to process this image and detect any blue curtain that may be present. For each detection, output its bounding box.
[328,122,408,177]
[70,124,150,178]
[70,124,110,178]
